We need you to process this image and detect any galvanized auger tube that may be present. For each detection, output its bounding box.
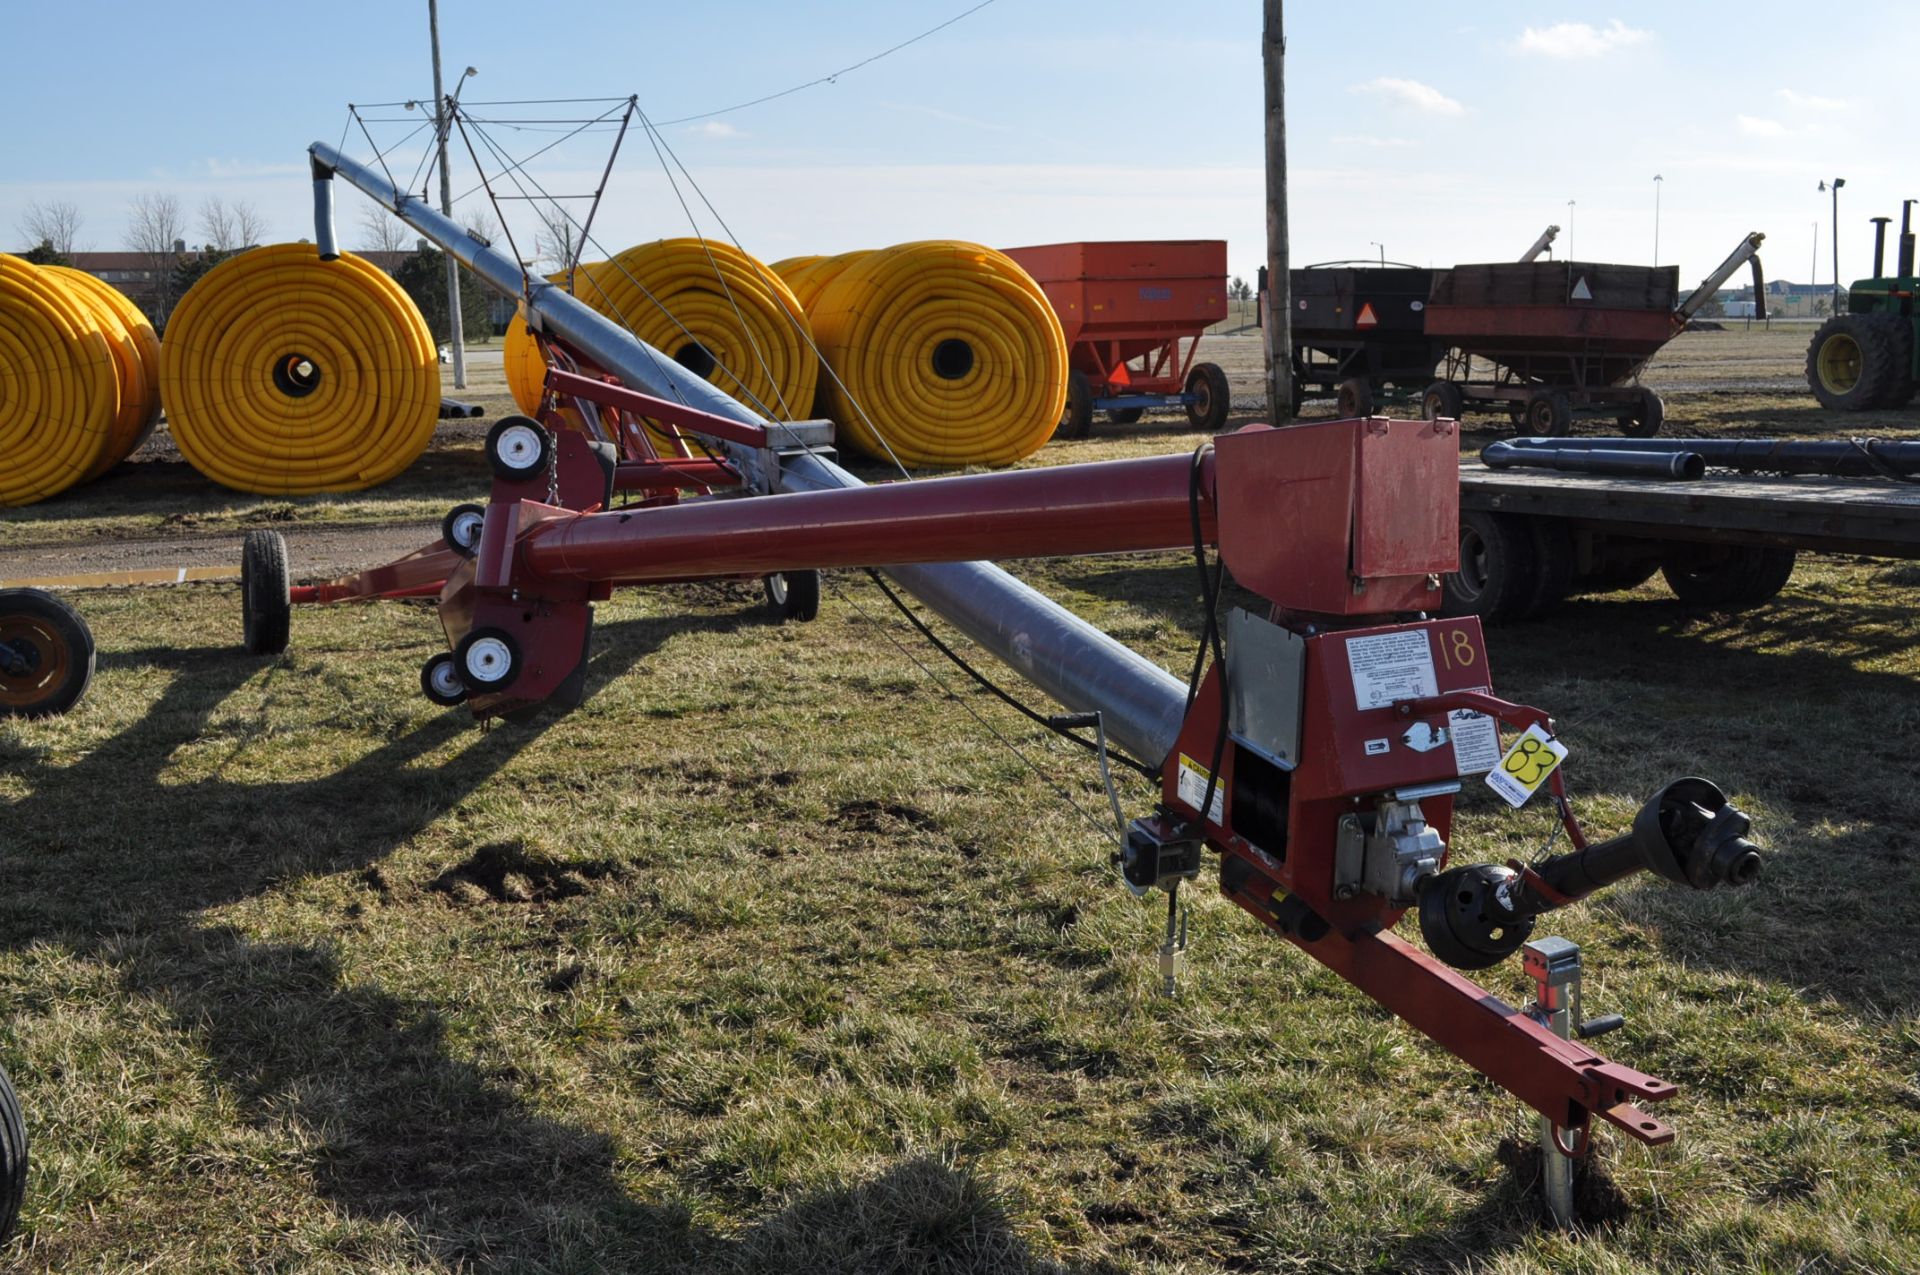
[307,142,1191,765]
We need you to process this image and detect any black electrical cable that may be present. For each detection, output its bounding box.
[1186,444,1231,829]
[864,569,1161,781]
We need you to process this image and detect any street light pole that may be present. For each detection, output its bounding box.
[1652,174,1662,264]
[429,0,467,390]
[1826,177,1846,312]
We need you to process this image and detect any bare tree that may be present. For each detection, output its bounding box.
[232,200,267,250]
[17,199,85,256]
[460,206,501,247]
[533,204,586,273]
[356,203,412,256]
[125,192,188,325]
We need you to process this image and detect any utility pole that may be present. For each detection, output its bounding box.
[1652,174,1662,264]
[1263,0,1291,424]
[429,0,466,389]
[1824,177,1846,312]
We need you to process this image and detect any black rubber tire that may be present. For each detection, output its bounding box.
[1806,314,1900,411]
[0,1061,22,1248]
[1576,544,1662,594]
[1421,380,1466,422]
[1335,376,1375,419]
[1442,511,1538,621]
[1620,386,1665,438]
[1661,546,1797,608]
[1058,371,1094,440]
[0,588,95,719]
[764,570,821,623]
[241,530,291,656]
[454,627,522,691]
[1523,389,1575,437]
[441,503,487,558]
[1876,320,1916,408]
[1108,407,1146,425]
[420,653,468,707]
[1185,362,1231,432]
[486,415,553,480]
[1517,518,1576,620]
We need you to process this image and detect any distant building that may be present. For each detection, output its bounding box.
[1714,280,1840,319]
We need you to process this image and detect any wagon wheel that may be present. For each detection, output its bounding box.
[1619,387,1665,438]
[1523,389,1574,437]
[0,587,94,719]
[1058,371,1094,440]
[1108,407,1145,425]
[1336,377,1375,419]
[1185,363,1230,431]
[1421,380,1466,422]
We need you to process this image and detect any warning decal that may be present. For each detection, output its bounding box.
[1346,630,1438,711]
[1355,302,1379,328]
[1176,754,1226,825]
[1570,276,1593,301]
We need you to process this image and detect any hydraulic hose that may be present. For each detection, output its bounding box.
[159,244,439,494]
[0,254,121,505]
[568,238,816,426]
[46,266,162,474]
[809,240,1068,467]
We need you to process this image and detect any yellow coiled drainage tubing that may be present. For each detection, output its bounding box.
[775,250,873,316]
[503,312,545,415]
[0,255,120,505]
[46,266,162,473]
[569,238,816,424]
[160,243,438,494]
[809,241,1068,467]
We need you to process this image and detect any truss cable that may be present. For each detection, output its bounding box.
[159,245,438,494]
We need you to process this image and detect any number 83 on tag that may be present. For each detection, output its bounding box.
[1485,723,1567,808]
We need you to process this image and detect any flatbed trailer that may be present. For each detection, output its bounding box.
[1444,462,1920,619]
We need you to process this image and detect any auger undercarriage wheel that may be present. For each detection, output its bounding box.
[455,627,522,692]
[0,1061,22,1247]
[486,415,552,482]
[0,588,95,719]
[441,502,487,558]
[240,530,291,655]
[420,652,468,707]
[764,570,821,622]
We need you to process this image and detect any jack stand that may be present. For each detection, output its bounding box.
[1525,936,1582,1227]
[1159,883,1189,997]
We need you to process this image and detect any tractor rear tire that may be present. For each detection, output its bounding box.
[1336,377,1375,419]
[1807,314,1901,411]
[1877,321,1916,408]
[1620,386,1665,438]
[0,1060,24,1247]
[1185,362,1231,432]
[1442,511,1538,621]
[1421,380,1466,422]
[1661,546,1797,608]
[0,588,94,719]
[1059,371,1094,440]
[241,530,291,655]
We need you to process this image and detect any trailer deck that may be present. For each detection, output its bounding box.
[1458,464,1920,558]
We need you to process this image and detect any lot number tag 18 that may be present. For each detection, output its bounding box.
[1485,724,1567,808]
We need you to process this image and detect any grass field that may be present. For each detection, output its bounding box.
[3,326,1920,1271]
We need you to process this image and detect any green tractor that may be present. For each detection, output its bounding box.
[1807,201,1918,411]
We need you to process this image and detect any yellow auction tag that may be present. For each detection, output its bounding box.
[1484,724,1567,808]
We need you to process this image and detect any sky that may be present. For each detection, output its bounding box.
[3,0,1916,291]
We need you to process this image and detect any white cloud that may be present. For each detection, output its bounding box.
[1351,77,1464,117]
[1775,89,1850,111]
[1736,115,1799,138]
[198,158,306,179]
[880,101,1014,133]
[1331,134,1418,149]
[1516,19,1650,59]
[686,121,745,140]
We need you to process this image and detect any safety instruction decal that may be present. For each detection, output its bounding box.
[1448,693,1503,774]
[1484,724,1567,808]
[1346,630,1438,711]
[1176,754,1226,825]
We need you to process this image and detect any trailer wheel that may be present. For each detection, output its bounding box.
[1518,519,1576,620]
[1421,380,1466,422]
[1523,390,1574,437]
[1335,377,1374,419]
[440,503,487,558]
[0,1060,23,1247]
[1806,315,1901,411]
[1661,546,1797,608]
[455,627,522,691]
[241,530,291,656]
[1108,407,1145,425]
[0,588,94,719]
[420,652,468,707]
[1185,363,1231,432]
[1059,371,1094,440]
[486,415,553,480]
[1442,511,1538,621]
[1620,387,1665,438]
[764,570,820,623]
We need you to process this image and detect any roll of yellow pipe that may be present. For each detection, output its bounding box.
[503,312,545,416]
[569,238,816,424]
[0,255,121,506]
[810,241,1067,467]
[159,244,438,494]
[45,266,161,474]
[777,250,873,317]
[768,254,824,279]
